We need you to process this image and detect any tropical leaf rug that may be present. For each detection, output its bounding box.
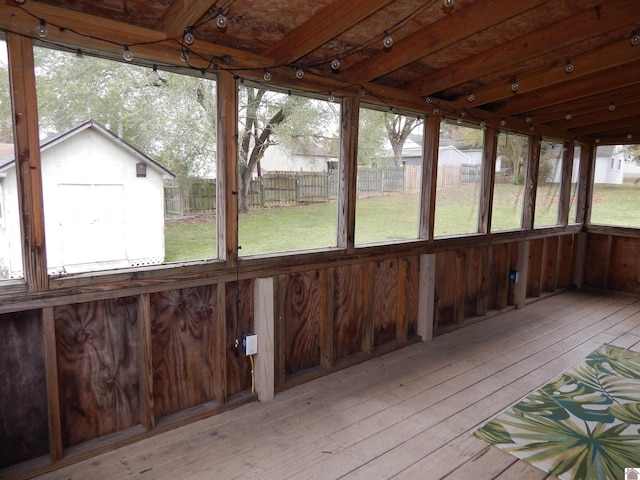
[475,344,640,479]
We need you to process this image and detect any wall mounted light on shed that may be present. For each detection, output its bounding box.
[136,162,147,177]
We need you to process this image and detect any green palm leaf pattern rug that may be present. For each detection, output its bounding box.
[475,345,640,479]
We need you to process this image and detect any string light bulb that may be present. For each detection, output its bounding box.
[216,8,227,29]
[328,92,335,102]
[608,101,616,111]
[295,67,304,79]
[36,19,48,38]
[122,44,133,62]
[183,27,195,45]
[510,81,519,92]
[359,87,366,96]
[330,56,341,72]
[631,31,639,46]
[443,0,454,8]
[467,93,475,102]
[565,59,574,73]
[627,133,633,139]
[565,112,572,121]
[383,30,393,48]
[263,69,271,81]
[180,48,190,63]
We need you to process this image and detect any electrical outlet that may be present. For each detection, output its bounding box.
[242,334,258,355]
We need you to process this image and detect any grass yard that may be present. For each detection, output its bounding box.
[164,182,640,263]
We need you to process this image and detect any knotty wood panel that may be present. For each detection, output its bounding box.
[404,256,419,337]
[371,258,399,347]
[0,310,48,468]
[464,247,485,318]
[526,238,544,298]
[557,234,574,288]
[225,279,253,396]
[55,297,139,447]
[151,287,217,418]
[489,242,510,310]
[332,264,365,360]
[584,233,610,289]
[276,270,323,378]
[541,236,559,293]
[435,250,463,331]
[608,236,640,294]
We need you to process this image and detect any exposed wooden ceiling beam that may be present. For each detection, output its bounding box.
[453,38,640,109]
[155,0,217,38]
[342,0,549,83]
[546,102,640,130]
[493,63,640,117]
[410,0,638,96]
[262,0,394,67]
[526,85,640,124]
[569,116,640,136]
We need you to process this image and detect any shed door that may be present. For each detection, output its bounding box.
[58,184,126,266]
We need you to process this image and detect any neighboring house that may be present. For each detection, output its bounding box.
[0,120,174,278]
[258,135,339,174]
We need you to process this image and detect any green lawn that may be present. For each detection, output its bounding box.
[164,183,640,262]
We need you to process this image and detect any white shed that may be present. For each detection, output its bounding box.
[0,120,174,277]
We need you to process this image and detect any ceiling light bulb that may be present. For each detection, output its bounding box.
[511,82,519,92]
[150,64,161,83]
[359,87,366,96]
[500,119,506,126]
[433,108,440,114]
[183,27,195,45]
[180,48,190,63]
[330,56,341,72]
[608,102,616,111]
[36,19,48,38]
[467,93,475,102]
[525,116,532,124]
[627,133,633,139]
[443,0,454,7]
[456,117,463,124]
[216,8,227,29]
[565,59,574,73]
[263,70,271,81]
[595,138,600,144]
[328,92,335,102]
[383,30,393,48]
[295,67,304,79]
[631,31,639,46]
[122,45,133,62]
[479,121,486,129]
[565,113,572,121]
[425,97,433,103]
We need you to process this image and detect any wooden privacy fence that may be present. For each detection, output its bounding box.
[165,166,428,214]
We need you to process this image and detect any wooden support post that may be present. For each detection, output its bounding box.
[254,277,274,402]
[515,240,530,308]
[217,71,238,264]
[137,294,154,429]
[522,134,541,230]
[420,116,440,240]
[338,96,359,251]
[573,232,588,288]
[479,126,498,234]
[7,33,48,292]
[214,284,228,406]
[577,143,596,226]
[557,142,574,226]
[320,270,334,369]
[417,253,436,341]
[42,307,62,460]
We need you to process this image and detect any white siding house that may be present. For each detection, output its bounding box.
[0,120,174,278]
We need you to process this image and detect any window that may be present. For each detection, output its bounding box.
[434,121,484,237]
[0,37,22,280]
[33,46,217,276]
[237,85,340,256]
[355,107,422,245]
[491,132,529,232]
[534,140,563,228]
[590,144,640,227]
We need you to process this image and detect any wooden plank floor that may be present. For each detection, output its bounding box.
[33,290,640,480]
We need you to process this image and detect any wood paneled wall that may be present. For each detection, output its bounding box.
[0,233,582,477]
[584,232,640,294]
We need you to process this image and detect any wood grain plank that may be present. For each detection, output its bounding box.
[542,235,559,293]
[137,294,154,430]
[372,258,399,346]
[557,234,574,289]
[608,236,640,295]
[151,288,216,418]
[527,238,544,298]
[583,233,611,289]
[0,310,48,468]
[333,264,365,360]
[55,297,139,446]
[43,307,62,461]
[225,280,253,396]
